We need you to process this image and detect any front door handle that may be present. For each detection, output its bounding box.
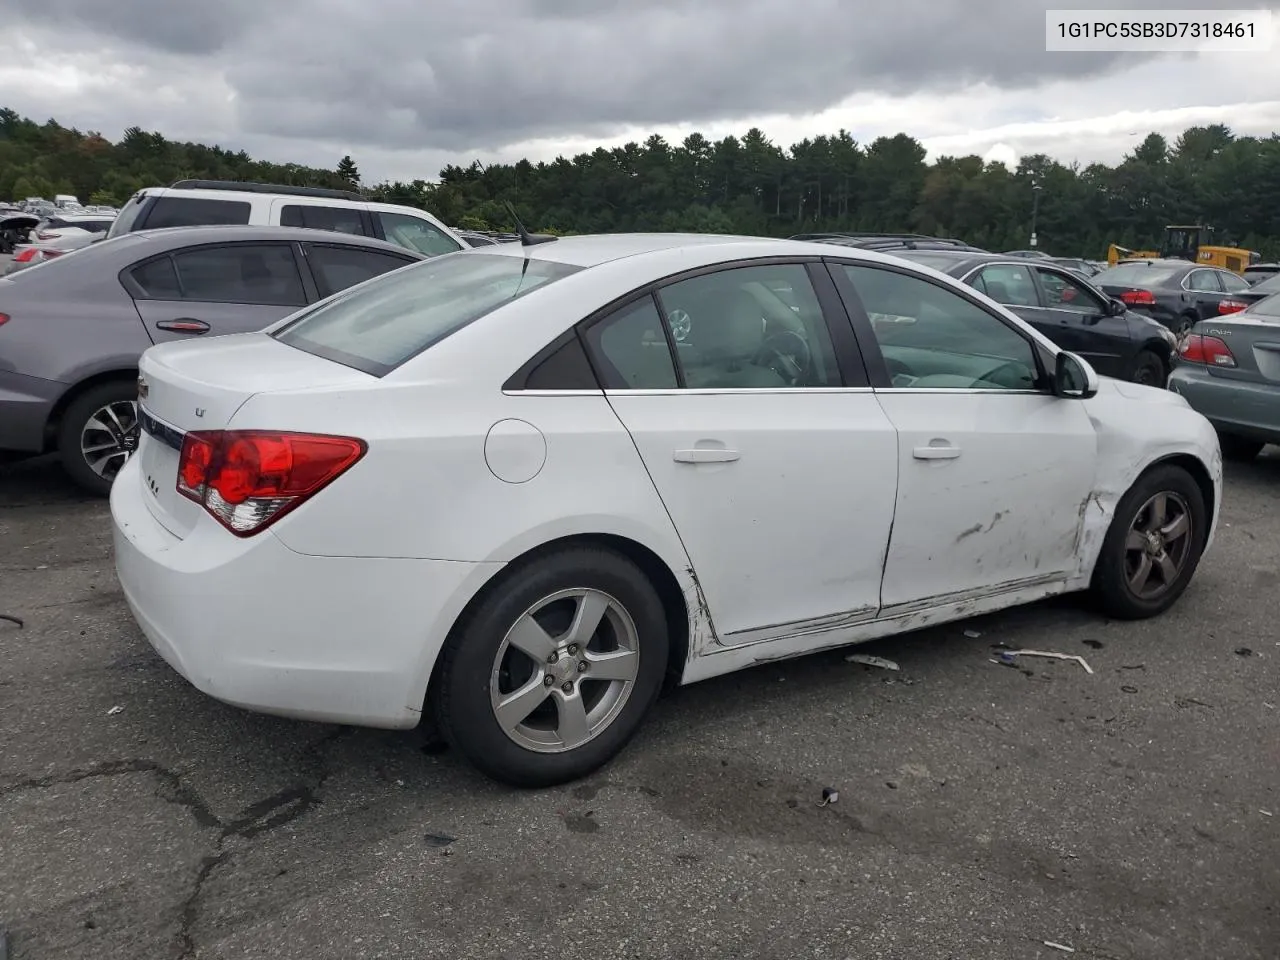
[913,443,961,460]
[156,318,209,334]
[674,448,740,463]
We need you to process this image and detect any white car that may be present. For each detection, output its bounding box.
[111,234,1223,787]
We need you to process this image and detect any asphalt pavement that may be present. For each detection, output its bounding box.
[1,451,1277,960]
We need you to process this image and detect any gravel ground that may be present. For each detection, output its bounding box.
[1,450,1277,960]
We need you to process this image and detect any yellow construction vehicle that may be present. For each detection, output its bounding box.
[1108,225,1260,274]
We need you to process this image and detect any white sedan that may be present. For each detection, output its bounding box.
[111,233,1223,787]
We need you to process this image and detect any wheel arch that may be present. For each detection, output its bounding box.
[43,368,138,451]
[1145,451,1216,521]
[421,532,693,720]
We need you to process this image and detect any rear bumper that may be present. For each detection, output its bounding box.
[110,455,502,729]
[1167,365,1280,443]
[0,369,62,452]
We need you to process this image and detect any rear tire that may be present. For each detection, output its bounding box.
[1129,349,1167,388]
[57,380,140,498]
[1090,464,1208,620]
[433,546,670,787]
[1218,434,1264,462]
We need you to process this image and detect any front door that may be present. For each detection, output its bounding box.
[830,260,1097,611]
[1032,265,1131,378]
[580,261,899,646]
[125,241,311,343]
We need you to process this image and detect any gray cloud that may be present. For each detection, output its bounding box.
[3,0,1268,155]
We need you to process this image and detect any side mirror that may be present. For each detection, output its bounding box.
[1053,351,1099,399]
[1108,298,1127,316]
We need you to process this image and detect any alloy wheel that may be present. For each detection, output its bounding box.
[1123,491,1193,600]
[80,399,139,482]
[489,588,641,754]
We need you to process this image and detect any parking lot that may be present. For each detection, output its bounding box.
[0,450,1275,960]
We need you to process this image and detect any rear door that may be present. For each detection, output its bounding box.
[298,241,420,299]
[1184,268,1228,320]
[125,241,310,343]
[1032,265,1131,377]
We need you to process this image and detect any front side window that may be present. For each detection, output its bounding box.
[170,243,306,306]
[968,264,1039,307]
[840,264,1041,391]
[1036,267,1106,313]
[376,212,462,256]
[145,196,252,230]
[273,252,581,376]
[657,264,842,389]
[280,204,367,236]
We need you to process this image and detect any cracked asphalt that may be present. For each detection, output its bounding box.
[1,450,1277,960]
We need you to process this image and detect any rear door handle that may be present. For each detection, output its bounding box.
[156,318,209,333]
[913,444,961,460]
[674,448,740,463]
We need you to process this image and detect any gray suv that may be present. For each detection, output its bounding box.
[0,225,426,495]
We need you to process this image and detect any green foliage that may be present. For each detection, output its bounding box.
[1,106,1277,259]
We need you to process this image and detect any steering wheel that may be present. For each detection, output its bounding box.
[754,330,812,385]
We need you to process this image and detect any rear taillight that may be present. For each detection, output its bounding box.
[12,248,40,263]
[1119,289,1157,306]
[1179,333,1237,368]
[176,430,366,536]
[0,313,9,327]
[1218,299,1248,314]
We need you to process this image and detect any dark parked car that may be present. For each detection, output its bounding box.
[1168,290,1280,461]
[880,248,1179,386]
[0,225,427,495]
[1243,262,1279,286]
[1092,259,1255,335]
[1048,257,1102,278]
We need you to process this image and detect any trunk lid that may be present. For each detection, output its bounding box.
[135,332,372,538]
[1190,312,1280,384]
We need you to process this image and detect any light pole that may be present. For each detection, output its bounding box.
[1029,178,1043,248]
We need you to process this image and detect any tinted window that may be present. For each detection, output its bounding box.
[280,204,367,235]
[146,197,252,229]
[376,212,462,256]
[658,264,842,389]
[583,296,678,389]
[969,264,1039,306]
[1219,271,1251,293]
[129,257,181,299]
[105,193,149,238]
[1035,267,1107,313]
[171,244,306,306]
[1185,270,1222,292]
[47,218,112,233]
[305,244,416,298]
[521,336,600,390]
[840,264,1040,390]
[273,252,581,376]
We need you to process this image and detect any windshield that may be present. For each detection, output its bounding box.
[1095,263,1181,286]
[272,252,583,376]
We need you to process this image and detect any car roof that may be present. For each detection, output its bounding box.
[129,224,427,255]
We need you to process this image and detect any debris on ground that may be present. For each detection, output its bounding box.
[1082,639,1105,649]
[0,614,22,628]
[963,628,982,639]
[994,650,1094,674]
[424,832,457,847]
[1235,647,1254,657]
[106,705,124,716]
[845,654,899,671]
[817,787,839,807]
[1043,941,1075,953]
[1261,810,1273,818]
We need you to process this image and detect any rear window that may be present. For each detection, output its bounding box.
[1095,263,1181,286]
[145,196,252,230]
[272,252,582,376]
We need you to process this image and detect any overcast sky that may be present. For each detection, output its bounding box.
[0,0,1277,182]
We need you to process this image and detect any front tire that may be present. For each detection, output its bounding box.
[57,380,140,497]
[1090,464,1208,620]
[1129,349,1167,388]
[434,546,670,787]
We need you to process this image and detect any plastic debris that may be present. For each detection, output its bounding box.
[963,629,982,639]
[106,706,124,716]
[1235,647,1253,657]
[1261,810,1274,818]
[424,832,457,847]
[817,787,839,807]
[845,654,899,671]
[0,614,22,628]
[997,650,1094,674]
[1043,941,1075,953]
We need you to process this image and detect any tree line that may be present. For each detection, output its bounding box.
[2,106,1278,260]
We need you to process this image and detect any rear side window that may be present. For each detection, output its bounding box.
[169,243,306,306]
[273,252,582,376]
[280,205,367,236]
[376,211,462,256]
[146,197,252,230]
[304,244,417,298]
[129,257,182,298]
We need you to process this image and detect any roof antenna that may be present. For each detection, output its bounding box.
[503,200,557,246]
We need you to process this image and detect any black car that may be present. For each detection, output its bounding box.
[876,248,1179,386]
[1092,259,1257,335]
[1048,257,1102,279]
